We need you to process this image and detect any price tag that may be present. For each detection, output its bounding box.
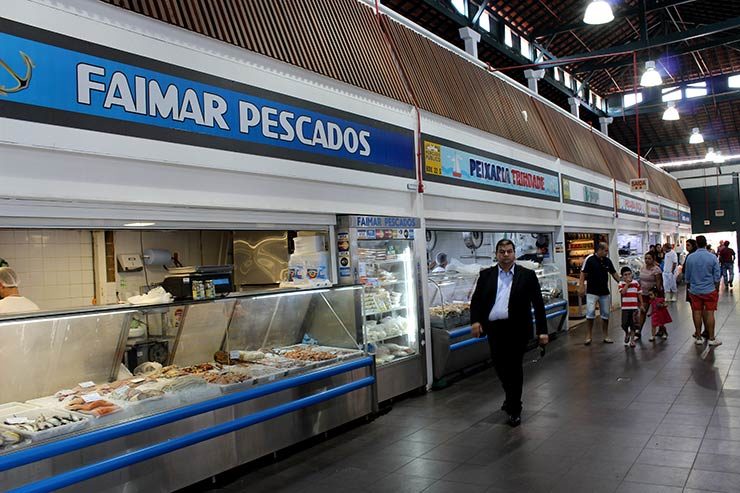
[112,385,130,398]
[130,378,145,384]
[229,350,240,360]
[82,393,103,403]
[78,381,95,389]
[5,416,29,425]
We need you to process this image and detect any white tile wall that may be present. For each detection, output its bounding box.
[0,229,96,310]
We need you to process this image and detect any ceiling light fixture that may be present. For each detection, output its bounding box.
[705,147,716,161]
[662,101,679,121]
[123,222,156,227]
[583,0,614,25]
[689,127,704,144]
[640,61,663,87]
[713,151,725,164]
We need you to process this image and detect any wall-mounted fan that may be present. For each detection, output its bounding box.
[462,231,484,250]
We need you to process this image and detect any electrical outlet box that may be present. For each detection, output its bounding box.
[117,254,144,272]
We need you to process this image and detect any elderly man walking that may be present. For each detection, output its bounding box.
[662,243,679,302]
[684,235,722,346]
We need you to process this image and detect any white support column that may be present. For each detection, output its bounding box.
[599,117,614,137]
[458,26,481,58]
[524,69,546,94]
[568,97,580,118]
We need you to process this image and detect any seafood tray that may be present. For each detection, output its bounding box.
[211,364,292,393]
[1,426,30,451]
[0,408,89,442]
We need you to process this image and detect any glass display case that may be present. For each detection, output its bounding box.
[0,286,374,492]
[427,271,479,330]
[619,255,645,280]
[358,241,418,366]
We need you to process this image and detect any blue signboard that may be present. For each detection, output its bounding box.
[661,206,679,222]
[679,211,691,224]
[0,20,415,177]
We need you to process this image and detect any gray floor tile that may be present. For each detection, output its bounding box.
[685,468,740,493]
[700,439,740,457]
[366,473,437,493]
[394,458,461,479]
[645,435,703,452]
[422,480,489,493]
[693,452,740,474]
[439,463,499,486]
[637,448,698,468]
[404,429,460,445]
[614,482,683,493]
[421,443,482,463]
[625,464,691,487]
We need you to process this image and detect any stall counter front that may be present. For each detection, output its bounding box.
[0,286,374,492]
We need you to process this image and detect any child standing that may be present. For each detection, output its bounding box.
[618,267,640,348]
[646,286,672,341]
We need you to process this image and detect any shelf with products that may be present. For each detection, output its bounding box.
[0,286,375,491]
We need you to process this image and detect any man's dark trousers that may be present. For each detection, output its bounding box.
[486,319,527,416]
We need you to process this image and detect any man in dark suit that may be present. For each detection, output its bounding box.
[470,239,549,427]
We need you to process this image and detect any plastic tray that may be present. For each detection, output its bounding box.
[0,408,90,442]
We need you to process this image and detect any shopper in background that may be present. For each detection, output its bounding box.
[0,267,40,314]
[656,244,665,269]
[618,267,640,348]
[684,235,722,346]
[470,239,548,428]
[680,239,698,302]
[719,241,735,289]
[430,252,449,273]
[662,243,679,302]
[637,252,663,340]
[578,242,620,345]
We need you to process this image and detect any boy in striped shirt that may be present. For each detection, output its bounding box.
[619,267,640,348]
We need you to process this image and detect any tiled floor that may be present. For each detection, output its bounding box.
[186,285,740,493]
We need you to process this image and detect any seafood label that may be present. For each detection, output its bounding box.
[78,381,96,388]
[82,393,103,403]
[130,378,145,384]
[5,417,29,425]
[229,350,240,360]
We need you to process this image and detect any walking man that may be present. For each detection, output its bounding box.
[684,235,722,346]
[470,239,548,427]
[578,242,620,345]
[663,243,679,301]
[719,241,735,289]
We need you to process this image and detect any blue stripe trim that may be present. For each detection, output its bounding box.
[450,336,488,352]
[0,356,373,473]
[546,309,568,320]
[10,376,375,493]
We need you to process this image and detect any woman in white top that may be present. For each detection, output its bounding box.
[0,267,40,314]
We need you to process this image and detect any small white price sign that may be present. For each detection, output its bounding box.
[78,381,95,389]
[229,350,240,360]
[82,393,103,403]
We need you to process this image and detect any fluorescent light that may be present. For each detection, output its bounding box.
[705,147,716,161]
[689,127,704,144]
[662,101,679,121]
[713,151,725,164]
[583,0,614,24]
[640,61,663,87]
[656,153,740,167]
[124,222,156,227]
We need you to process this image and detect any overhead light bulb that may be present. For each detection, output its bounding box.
[689,127,704,144]
[713,151,725,164]
[640,60,663,87]
[662,101,679,121]
[583,0,614,25]
[705,147,716,161]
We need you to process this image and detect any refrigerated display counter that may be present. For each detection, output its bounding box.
[428,263,567,383]
[0,285,374,492]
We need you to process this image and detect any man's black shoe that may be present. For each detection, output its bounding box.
[507,415,521,427]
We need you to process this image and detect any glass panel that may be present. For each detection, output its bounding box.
[520,37,531,59]
[661,86,682,102]
[171,300,235,366]
[563,71,572,89]
[686,81,707,98]
[623,92,643,108]
[553,68,560,81]
[504,25,513,47]
[0,311,131,402]
[479,12,491,32]
[451,0,467,16]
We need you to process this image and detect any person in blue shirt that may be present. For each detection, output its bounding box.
[683,235,722,346]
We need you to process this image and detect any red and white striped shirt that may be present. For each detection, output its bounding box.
[618,280,640,310]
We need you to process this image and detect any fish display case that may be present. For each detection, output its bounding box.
[0,285,374,492]
[428,264,567,383]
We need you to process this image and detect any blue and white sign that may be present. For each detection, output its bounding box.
[647,202,661,219]
[348,216,420,229]
[661,206,679,222]
[422,135,560,201]
[0,20,415,177]
[679,210,691,224]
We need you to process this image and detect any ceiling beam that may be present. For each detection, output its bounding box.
[532,0,698,39]
[418,0,606,115]
[533,16,740,69]
[470,0,490,25]
[573,36,740,73]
